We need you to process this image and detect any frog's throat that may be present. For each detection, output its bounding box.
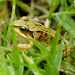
[14,28,30,41]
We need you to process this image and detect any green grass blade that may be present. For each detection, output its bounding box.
[34,4,48,14]
[64,0,68,10]
[61,61,75,74]
[67,35,73,58]
[42,10,75,19]
[2,24,7,38]
[22,52,42,75]
[0,46,12,51]
[0,66,15,75]
[28,35,48,54]
[7,0,16,42]
[46,58,58,75]
[12,49,24,75]
[0,32,11,46]
[27,51,40,58]
[19,55,24,75]
[55,16,75,38]
[0,53,12,75]
[46,0,61,12]
[67,3,74,10]
[2,24,7,46]
[45,27,61,75]
[11,25,17,45]
[16,1,38,15]
[52,10,75,16]
[49,26,61,60]
[63,15,75,30]
[54,33,67,71]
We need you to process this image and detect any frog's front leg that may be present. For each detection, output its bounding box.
[17,41,34,49]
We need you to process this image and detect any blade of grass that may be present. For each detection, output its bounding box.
[73,40,75,66]
[0,66,15,75]
[63,15,75,30]
[0,46,12,51]
[12,49,24,75]
[49,26,61,60]
[6,0,16,43]
[66,2,74,10]
[45,26,61,75]
[61,61,75,72]
[0,53,11,75]
[64,0,68,10]
[67,35,73,62]
[2,24,7,46]
[27,51,41,58]
[46,0,61,12]
[54,16,75,38]
[28,35,48,54]
[11,25,17,45]
[34,4,48,14]
[54,33,67,72]
[0,32,11,46]
[2,24,7,38]
[22,52,42,75]
[35,52,48,66]
[46,58,58,75]
[16,1,38,15]
[40,10,75,19]
[68,0,74,4]
[18,54,24,75]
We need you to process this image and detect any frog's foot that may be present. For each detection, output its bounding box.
[17,41,34,49]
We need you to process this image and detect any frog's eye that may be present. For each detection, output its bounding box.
[20,26,28,32]
[20,26,25,31]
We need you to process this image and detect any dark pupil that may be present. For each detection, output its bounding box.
[20,27,25,31]
[20,27,28,32]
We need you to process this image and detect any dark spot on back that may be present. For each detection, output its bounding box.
[37,31,43,34]
[40,24,42,26]
[45,30,48,32]
[44,39,47,41]
[51,35,53,40]
[45,33,47,36]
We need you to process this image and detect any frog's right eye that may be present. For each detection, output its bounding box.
[20,26,25,31]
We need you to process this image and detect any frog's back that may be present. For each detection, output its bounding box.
[13,16,55,36]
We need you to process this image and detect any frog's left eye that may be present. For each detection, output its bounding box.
[20,26,28,32]
[20,26,25,31]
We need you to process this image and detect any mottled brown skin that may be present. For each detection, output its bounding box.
[12,16,74,59]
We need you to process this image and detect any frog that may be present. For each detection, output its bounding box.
[13,16,56,48]
[12,16,74,58]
